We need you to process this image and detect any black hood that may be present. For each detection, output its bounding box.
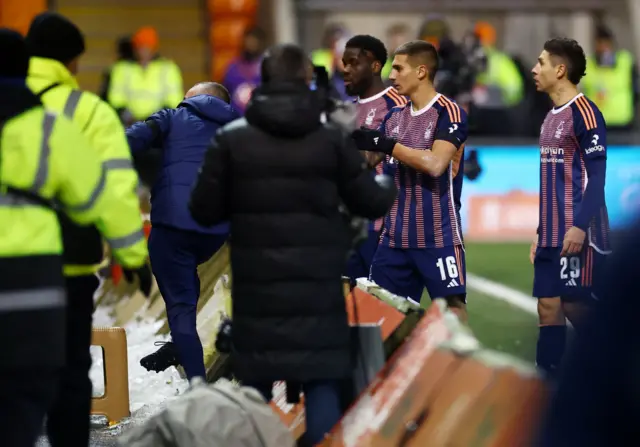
[0,80,41,121]
[245,82,323,138]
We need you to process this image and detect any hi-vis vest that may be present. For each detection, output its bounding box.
[0,97,111,309]
[475,47,524,107]
[27,57,148,276]
[582,50,634,127]
[107,58,184,121]
[311,49,334,76]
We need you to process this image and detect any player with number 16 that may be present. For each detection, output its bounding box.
[351,40,468,320]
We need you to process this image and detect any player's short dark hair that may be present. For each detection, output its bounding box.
[394,40,439,82]
[194,82,231,103]
[345,34,388,67]
[261,43,309,84]
[543,37,587,85]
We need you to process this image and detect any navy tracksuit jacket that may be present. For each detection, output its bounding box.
[127,95,239,379]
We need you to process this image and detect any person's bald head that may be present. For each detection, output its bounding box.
[185,82,231,103]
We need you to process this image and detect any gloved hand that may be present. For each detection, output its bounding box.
[352,127,397,155]
[122,263,153,297]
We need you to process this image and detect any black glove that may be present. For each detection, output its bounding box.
[122,264,153,297]
[351,127,397,155]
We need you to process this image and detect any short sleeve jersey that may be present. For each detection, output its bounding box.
[355,87,406,232]
[379,93,468,249]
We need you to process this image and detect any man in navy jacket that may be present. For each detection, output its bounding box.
[126,82,239,380]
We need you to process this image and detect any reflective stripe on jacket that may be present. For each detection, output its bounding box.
[0,101,111,298]
[27,56,148,275]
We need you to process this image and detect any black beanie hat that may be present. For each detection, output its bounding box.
[26,12,85,64]
[0,28,30,78]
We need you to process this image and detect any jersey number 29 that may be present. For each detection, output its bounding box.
[436,256,459,280]
[560,256,580,279]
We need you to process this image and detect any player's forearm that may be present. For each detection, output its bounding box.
[391,143,448,176]
[574,158,606,230]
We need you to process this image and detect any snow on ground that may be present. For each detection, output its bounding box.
[90,302,189,421]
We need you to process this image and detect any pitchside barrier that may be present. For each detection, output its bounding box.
[92,218,548,443]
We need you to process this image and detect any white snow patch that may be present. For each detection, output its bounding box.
[90,305,189,419]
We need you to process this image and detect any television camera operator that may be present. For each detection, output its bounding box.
[418,18,485,182]
[189,43,396,445]
[418,17,487,111]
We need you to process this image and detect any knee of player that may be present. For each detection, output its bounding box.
[444,294,466,309]
[537,297,564,323]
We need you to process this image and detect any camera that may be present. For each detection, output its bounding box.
[435,35,486,104]
[312,65,352,117]
[311,65,371,254]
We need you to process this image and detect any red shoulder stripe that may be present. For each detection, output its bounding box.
[437,96,461,123]
[575,95,596,130]
[386,88,406,107]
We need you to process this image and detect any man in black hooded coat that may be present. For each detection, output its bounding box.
[189,43,396,445]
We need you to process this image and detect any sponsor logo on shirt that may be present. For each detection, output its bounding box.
[540,146,565,163]
[585,135,605,155]
[585,144,605,155]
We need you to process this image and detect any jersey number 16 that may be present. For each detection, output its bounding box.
[436,256,459,280]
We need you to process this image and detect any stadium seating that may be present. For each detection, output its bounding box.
[207,0,259,82]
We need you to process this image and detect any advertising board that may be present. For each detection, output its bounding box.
[462,147,640,241]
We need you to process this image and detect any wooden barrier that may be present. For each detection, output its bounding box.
[318,299,547,447]
[90,327,131,425]
[92,224,546,442]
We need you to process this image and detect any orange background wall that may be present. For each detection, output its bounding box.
[0,0,47,34]
[207,0,259,82]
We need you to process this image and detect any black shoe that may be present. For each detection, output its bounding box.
[140,341,180,373]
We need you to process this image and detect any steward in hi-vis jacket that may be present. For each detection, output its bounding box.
[25,13,151,447]
[0,29,144,447]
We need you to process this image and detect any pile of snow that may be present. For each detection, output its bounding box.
[90,304,189,420]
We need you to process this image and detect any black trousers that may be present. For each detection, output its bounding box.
[0,369,59,447]
[46,274,98,447]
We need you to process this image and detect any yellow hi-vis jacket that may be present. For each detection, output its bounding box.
[27,57,148,276]
[475,46,524,107]
[0,100,115,307]
[311,49,334,77]
[107,57,184,121]
[582,50,635,127]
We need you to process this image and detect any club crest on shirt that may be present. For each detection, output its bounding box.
[365,108,377,126]
[391,125,400,136]
[554,121,565,139]
[424,121,434,140]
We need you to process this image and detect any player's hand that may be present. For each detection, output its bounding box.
[352,127,396,155]
[122,263,153,297]
[561,226,586,257]
[529,238,537,264]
